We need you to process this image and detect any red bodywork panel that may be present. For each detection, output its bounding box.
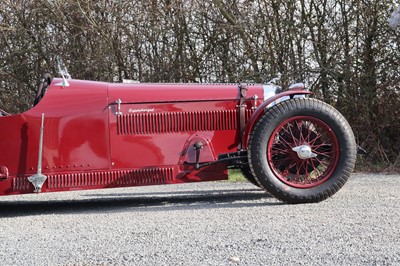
[0,79,304,196]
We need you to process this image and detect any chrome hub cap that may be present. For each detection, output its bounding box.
[292,145,317,160]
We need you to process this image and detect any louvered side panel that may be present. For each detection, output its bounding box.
[47,167,174,189]
[12,177,31,192]
[245,109,254,122]
[117,110,240,135]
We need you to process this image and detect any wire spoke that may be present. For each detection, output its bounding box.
[271,145,292,154]
[268,116,339,188]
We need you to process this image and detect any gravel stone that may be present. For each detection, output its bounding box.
[0,173,399,265]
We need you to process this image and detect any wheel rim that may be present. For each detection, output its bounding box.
[267,116,340,188]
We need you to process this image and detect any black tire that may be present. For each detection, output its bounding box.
[240,165,261,187]
[248,98,356,203]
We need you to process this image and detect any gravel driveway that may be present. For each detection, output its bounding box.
[0,173,399,265]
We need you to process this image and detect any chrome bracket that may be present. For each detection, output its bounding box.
[252,94,259,110]
[28,113,48,192]
[115,99,122,115]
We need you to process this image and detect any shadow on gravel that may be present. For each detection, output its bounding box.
[84,188,262,197]
[0,188,279,218]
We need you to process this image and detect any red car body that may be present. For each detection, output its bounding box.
[0,77,356,203]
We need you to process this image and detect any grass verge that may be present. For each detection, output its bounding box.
[228,169,247,182]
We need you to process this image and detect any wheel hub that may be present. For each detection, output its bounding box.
[292,145,317,160]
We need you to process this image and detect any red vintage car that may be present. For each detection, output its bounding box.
[0,64,357,203]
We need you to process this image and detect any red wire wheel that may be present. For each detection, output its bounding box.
[267,116,339,188]
[248,98,357,203]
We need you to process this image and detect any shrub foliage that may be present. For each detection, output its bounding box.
[0,0,399,170]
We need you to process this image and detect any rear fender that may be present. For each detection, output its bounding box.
[242,90,313,149]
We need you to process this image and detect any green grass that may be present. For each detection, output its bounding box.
[228,169,247,182]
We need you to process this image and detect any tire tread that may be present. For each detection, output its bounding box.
[248,98,356,203]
